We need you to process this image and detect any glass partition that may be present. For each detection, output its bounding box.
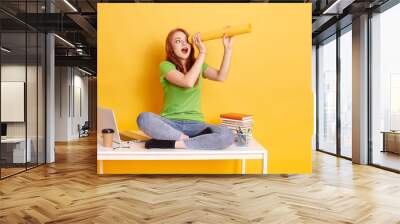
[27,30,38,169]
[0,1,46,179]
[1,30,28,177]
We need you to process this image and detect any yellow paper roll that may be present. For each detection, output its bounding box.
[188,23,252,44]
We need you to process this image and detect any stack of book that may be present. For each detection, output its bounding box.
[220,113,253,139]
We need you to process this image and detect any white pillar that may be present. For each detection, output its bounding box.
[352,14,369,164]
[45,0,56,163]
[46,32,55,163]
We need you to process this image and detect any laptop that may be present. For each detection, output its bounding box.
[97,107,129,148]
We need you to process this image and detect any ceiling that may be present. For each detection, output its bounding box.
[0,0,393,75]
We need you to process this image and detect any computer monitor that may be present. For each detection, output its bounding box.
[1,123,7,138]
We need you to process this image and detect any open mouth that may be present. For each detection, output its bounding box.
[181,47,189,54]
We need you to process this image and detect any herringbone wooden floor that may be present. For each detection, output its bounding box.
[1,135,400,224]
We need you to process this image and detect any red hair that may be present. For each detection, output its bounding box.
[165,28,195,73]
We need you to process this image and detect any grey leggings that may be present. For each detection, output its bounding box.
[136,112,234,150]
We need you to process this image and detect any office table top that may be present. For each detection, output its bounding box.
[97,139,267,156]
[1,138,29,143]
[381,131,400,134]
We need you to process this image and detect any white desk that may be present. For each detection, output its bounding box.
[1,138,31,163]
[97,139,268,175]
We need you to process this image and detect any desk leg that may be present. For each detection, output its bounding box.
[262,153,267,175]
[99,160,104,174]
[242,159,246,175]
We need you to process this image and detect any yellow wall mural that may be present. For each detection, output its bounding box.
[97,3,313,174]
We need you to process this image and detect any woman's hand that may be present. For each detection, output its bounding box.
[223,34,233,51]
[193,32,206,54]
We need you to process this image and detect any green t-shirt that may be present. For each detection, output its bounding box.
[159,60,208,122]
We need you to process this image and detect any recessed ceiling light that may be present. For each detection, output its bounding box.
[323,0,355,15]
[63,0,78,12]
[54,34,75,48]
[78,67,93,76]
[1,47,11,53]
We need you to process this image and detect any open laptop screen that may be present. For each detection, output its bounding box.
[97,107,121,144]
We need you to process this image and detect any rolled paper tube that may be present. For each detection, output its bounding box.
[188,23,252,44]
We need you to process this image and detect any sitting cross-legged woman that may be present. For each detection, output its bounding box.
[137,28,234,150]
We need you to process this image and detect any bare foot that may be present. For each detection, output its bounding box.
[175,140,186,149]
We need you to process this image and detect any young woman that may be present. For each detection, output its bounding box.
[137,28,234,149]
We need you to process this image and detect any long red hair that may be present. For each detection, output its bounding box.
[165,28,195,73]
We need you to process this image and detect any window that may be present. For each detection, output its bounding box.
[339,27,352,158]
[371,2,400,171]
[317,35,337,154]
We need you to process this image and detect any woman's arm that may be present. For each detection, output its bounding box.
[165,33,206,88]
[165,53,205,88]
[204,35,233,82]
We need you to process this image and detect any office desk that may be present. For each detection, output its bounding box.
[382,131,400,154]
[1,138,31,163]
[97,139,268,175]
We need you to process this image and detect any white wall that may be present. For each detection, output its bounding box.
[55,66,70,141]
[54,67,89,141]
[72,73,89,138]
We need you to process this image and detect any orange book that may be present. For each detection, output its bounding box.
[120,130,151,141]
[220,113,253,121]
